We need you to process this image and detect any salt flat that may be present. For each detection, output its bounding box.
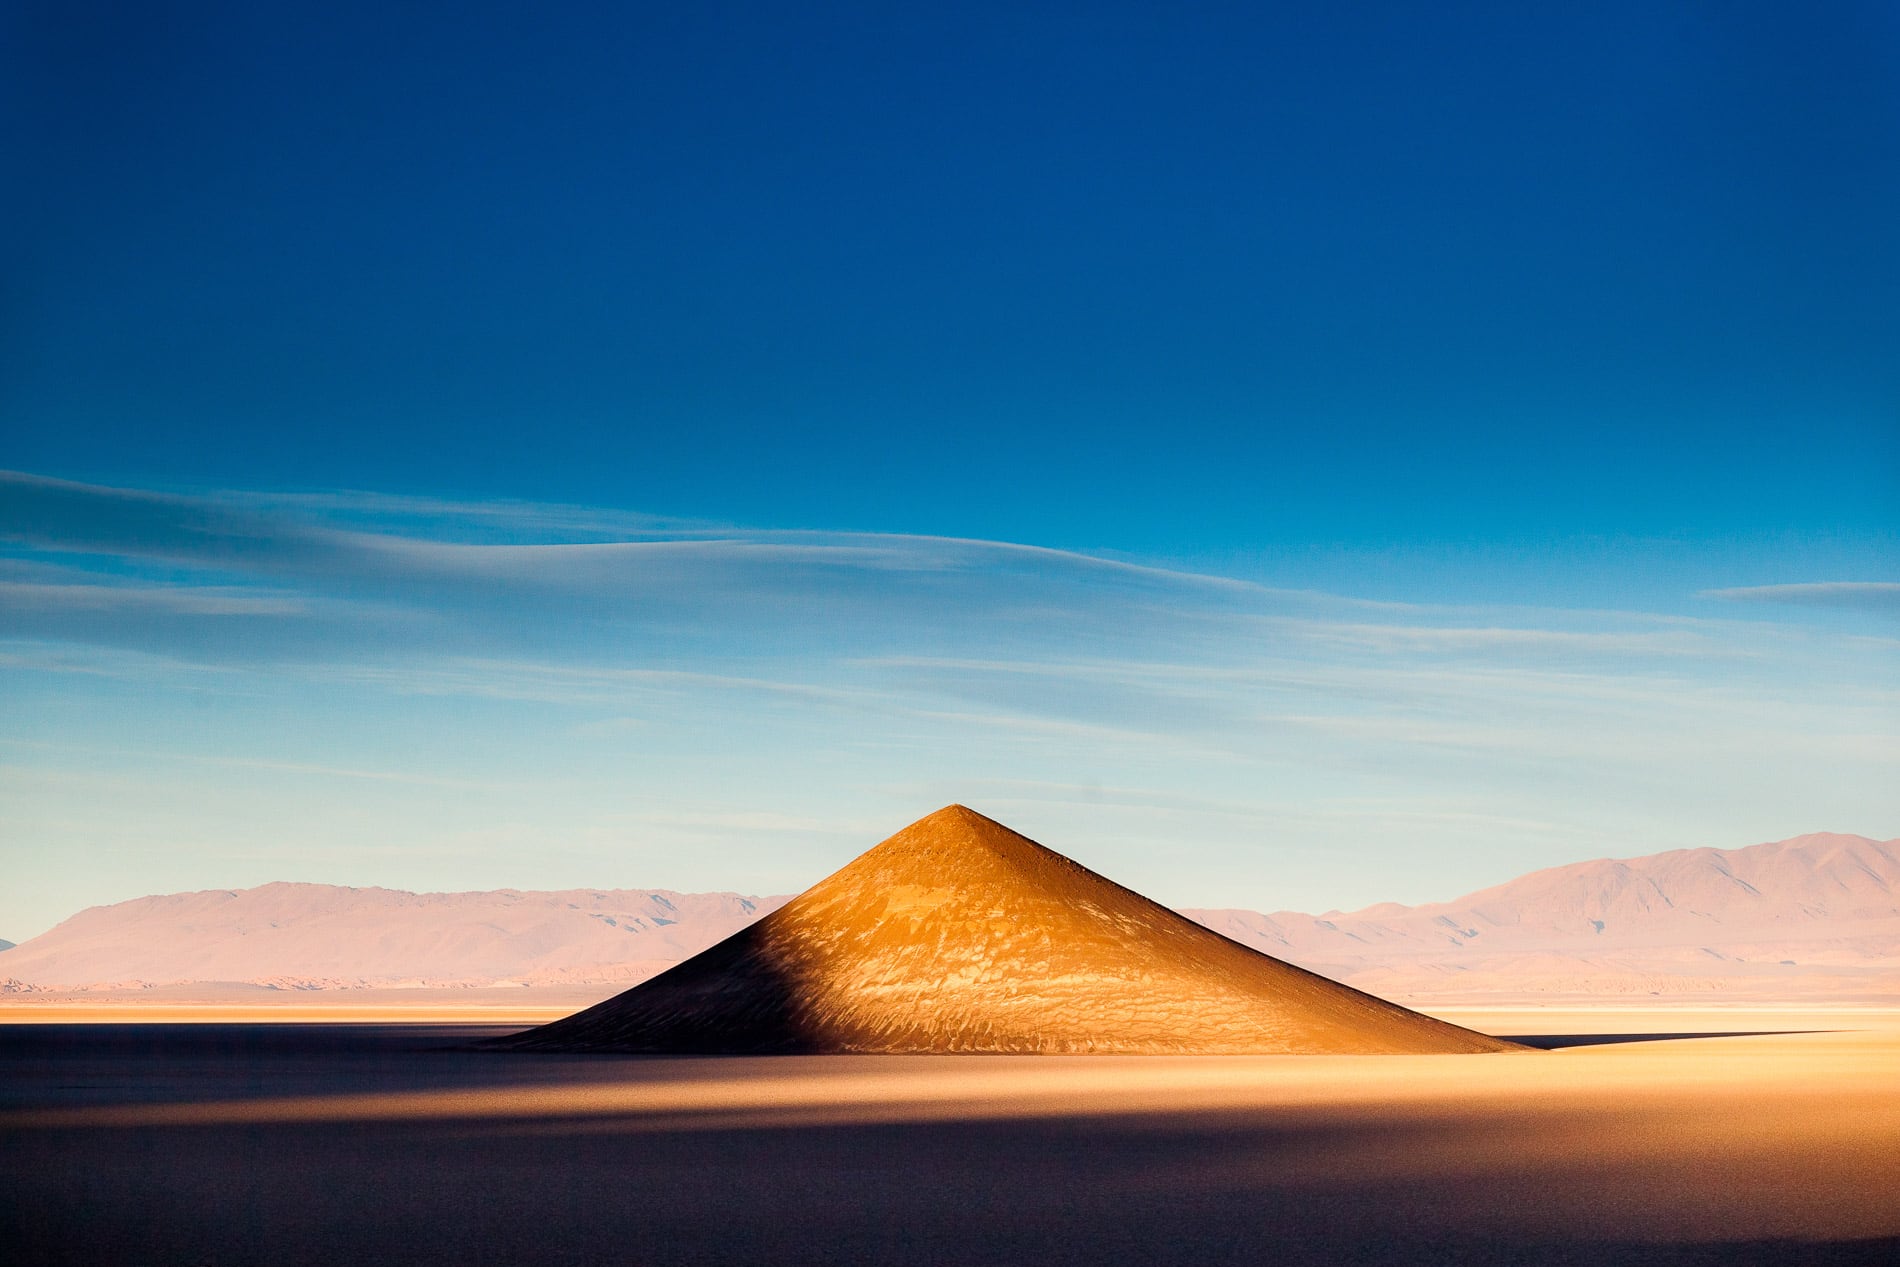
[3,1010,1896,1265]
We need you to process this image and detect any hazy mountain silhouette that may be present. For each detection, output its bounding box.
[1197,832,1898,1000]
[0,883,772,989]
[4,828,1892,1004]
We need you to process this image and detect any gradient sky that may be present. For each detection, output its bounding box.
[2,3,1896,940]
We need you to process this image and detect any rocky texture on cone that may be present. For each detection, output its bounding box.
[504,806,1520,1054]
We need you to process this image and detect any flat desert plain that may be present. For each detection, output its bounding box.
[3,1007,1897,1266]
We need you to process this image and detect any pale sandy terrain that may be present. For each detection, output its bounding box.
[0,990,598,1025]
[3,1009,1895,1265]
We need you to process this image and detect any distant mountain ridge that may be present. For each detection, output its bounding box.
[1196,832,1898,1001]
[0,882,782,990]
[3,831,1894,1002]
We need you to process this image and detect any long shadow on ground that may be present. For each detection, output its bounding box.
[1505,1030,1830,1049]
[5,1105,1896,1267]
[5,1024,1892,1267]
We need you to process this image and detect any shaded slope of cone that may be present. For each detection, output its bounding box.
[504,806,1523,1054]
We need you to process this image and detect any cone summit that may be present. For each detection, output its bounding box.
[507,805,1519,1054]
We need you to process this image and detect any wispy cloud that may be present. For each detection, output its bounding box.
[1276,620,1727,658]
[0,581,307,617]
[0,737,499,790]
[1700,581,1900,612]
[0,468,1259,596]
[2,468,1894,934]
[311,659,874,708]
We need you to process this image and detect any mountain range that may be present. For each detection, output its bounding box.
[3,830,1893,1003]
[1199,831,1897,1001]
[0,885,770,991]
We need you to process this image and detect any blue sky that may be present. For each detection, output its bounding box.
[2,3,1896,939]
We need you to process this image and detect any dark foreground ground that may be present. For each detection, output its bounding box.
[4,1019,1898,1266]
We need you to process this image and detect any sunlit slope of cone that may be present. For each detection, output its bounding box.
[506,806,1523,1054]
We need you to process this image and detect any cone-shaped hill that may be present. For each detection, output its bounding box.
[502,806,1522,1055]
